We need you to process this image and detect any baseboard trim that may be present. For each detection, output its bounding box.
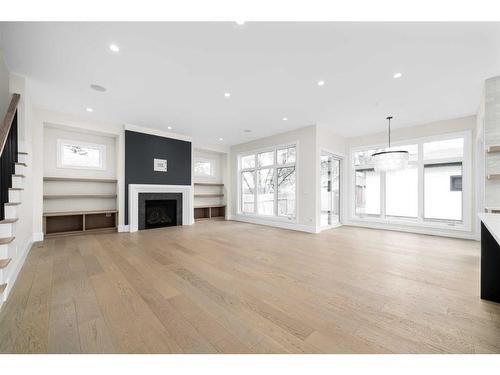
[33,232,44,242]
[118,225,130,232]
[231,215,317,233]
[317,223,343,232]
[345,220,476,240]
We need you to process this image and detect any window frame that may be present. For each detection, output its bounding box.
[349,130,472,233]
[237,142,298,222]
[193,156,217,178]
[57,138,107,171]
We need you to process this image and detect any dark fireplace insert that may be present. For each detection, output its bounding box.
[145,199,177,229]
[138,192,183,230]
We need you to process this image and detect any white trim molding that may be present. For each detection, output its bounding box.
[128,184,194,232]
[231,214,317,233]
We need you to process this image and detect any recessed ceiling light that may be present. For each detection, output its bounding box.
[109,44,120,52]
[90,84,106,92]
[224,92,231,98]
[86,107,93,112]
[167,126,172,130]
[283,117,288,121]
[235,21,246,26]
[317,80,325,86]
[218,137,224,141]
[393,72,403,79]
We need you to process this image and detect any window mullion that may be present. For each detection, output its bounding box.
[417,143,424,222]
[380,171,386,219]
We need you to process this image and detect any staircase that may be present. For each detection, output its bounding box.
[0,93,24,307]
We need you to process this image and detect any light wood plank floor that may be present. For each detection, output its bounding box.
[1,221,499,353]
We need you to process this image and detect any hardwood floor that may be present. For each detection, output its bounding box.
[1,220,499,353]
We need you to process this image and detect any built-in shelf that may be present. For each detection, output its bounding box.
[43,209,118,237]
[194,205,225,221]
[487,146,500,153]
[194,183,224,187]
[43,209,118,217]
[485,207,500,213]
[487,174,500,180]
[44,177,117,183]
[194,194,224,198]
[43,194,117,199]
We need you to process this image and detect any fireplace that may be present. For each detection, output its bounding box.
[138,192,183,230]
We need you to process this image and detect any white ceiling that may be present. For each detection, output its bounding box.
[1,22,499,145]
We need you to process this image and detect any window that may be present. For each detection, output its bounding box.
[277,166,296,217]
[424,163,462,221]
[238,144,297,219]
[194,158,215,177]
[355,169,380,215]
[386,164,418,218]
[351,132,469,229]
[241,171,255,213]
[57,139,106,170]
[257,168,274,215]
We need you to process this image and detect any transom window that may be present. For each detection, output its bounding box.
[57,139,106,170]
[352,132,469,228]
[239,145,297,219]
[194,157,216,177]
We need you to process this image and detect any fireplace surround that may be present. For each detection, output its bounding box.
[128,184,193,232]
[138,192,182,230]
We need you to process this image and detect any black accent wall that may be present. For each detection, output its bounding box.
[125,130,191,224]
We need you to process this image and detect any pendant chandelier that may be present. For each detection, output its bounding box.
[371,116,409,172]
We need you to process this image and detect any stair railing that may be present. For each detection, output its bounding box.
[0,94,20,221]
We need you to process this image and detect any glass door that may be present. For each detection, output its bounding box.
[320,151,341,226]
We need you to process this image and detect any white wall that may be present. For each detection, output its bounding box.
[230,125,319,232]
[346,115,477,239]
[43,124,117,179]
[32,109,124,236]
[193,149,223,184]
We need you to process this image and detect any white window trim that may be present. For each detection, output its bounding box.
[56,138,107,171]
[237,141,299,223]
[349,130,472,233]
[193,156,217,178]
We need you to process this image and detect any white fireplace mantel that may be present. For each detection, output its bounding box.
[128,184,193,232]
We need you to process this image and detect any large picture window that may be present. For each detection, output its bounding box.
[239,144,297,219]
[351,133,469,230]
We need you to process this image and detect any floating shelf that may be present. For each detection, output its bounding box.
[194,194,224,198]
[43,194,117,199]
[44,177,117,183]
[194,182,224,187]
[487,174,500,180]
[487,146,500,153]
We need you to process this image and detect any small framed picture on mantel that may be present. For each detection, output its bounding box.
[154,158,167,172]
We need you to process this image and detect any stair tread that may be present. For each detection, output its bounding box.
[5,202,21,206]
[0,218,18,224]
[13,174,25,178]
[15,162,27,167]
[0,283,6,294]
[9,188,23,191]
[0,236,14,245]
[0,258,11,269]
